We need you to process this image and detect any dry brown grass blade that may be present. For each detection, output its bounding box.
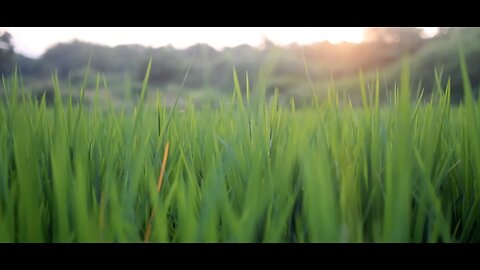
[144,142,170,242]
[144,211,155,243]
[99,192,105,225]
[99,191,106,240]
[157,142,170,192]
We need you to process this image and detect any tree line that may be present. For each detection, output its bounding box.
[1,27,479,104]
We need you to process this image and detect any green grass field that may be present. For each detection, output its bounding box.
[1,57,480,243]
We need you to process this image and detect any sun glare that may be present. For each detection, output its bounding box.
[2,27,437,58]
[259,27,366,45]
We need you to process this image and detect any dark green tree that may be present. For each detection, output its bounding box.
[0,31,15,75]
[364,27,425,52]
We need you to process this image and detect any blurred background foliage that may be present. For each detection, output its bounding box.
[1,27,479,107]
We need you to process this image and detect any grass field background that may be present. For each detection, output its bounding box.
[1,53,479,243]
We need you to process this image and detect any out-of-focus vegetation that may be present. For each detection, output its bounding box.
[1,27,479,106]
[0,32,15,75]
[2,27,480,243]
[2,57,480,242]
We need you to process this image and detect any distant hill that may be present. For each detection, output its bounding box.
[9,27,480,105]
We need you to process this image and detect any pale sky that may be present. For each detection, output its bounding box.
[1,27,439,58]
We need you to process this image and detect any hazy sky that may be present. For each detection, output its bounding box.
[2,27,439,58]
